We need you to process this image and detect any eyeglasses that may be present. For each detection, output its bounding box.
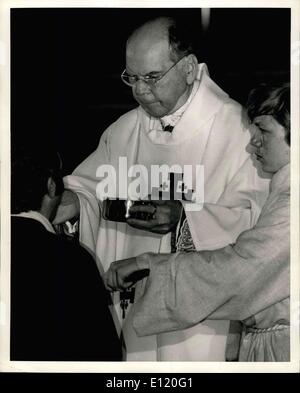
[121,56,186,87]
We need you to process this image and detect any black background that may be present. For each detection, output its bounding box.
[11,8,290,174]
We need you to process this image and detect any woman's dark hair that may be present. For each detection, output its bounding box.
[11,146,64,214]
[246,82,290,145]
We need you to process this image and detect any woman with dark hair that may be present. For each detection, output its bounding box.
[105,83,290,361]
[247,82,290,146]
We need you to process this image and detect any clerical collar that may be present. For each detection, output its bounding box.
[11,210,56,234]
[160,81,198,129]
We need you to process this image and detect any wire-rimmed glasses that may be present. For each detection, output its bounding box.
[121,56,186,88]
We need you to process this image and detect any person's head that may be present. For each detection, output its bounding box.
[11,146,64,221]
[123,17,198,118]
[247,82,290,174]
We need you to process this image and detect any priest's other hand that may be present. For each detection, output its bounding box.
[52,190,80,225]
[105,257,150,292]
[126,199,182,234]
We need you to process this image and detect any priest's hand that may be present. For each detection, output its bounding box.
[52,190,80,225]
[126,199,182,234]
[105,257,150,292]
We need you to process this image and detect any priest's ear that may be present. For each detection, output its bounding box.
[184,54,198,85]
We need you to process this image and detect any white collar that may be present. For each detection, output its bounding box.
[11,210,56,234]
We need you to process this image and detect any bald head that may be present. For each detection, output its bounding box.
[127,17,172,61]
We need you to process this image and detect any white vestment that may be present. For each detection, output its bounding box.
[65,64,270,360]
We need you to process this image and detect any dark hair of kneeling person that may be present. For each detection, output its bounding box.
[10,145,122,361]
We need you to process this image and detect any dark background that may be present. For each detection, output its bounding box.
[11,8,290,174]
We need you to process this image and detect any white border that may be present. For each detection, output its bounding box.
[0,0,299,373]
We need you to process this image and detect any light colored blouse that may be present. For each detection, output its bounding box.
[133,164,290,361]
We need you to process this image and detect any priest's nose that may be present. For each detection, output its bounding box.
[134,79,151,96]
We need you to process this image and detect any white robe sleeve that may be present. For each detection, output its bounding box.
[132,181,289,337]
[184,157,271,251]
[64,127,113,257]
